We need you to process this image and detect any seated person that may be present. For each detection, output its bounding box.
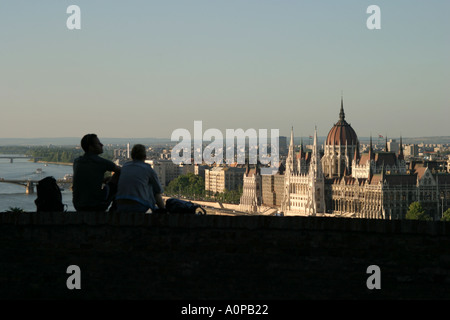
[72,134,121,212]
[115,144,165,213]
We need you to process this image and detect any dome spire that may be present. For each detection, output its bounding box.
[339,93,345,122]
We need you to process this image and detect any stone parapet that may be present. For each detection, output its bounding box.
[1,212,449,299]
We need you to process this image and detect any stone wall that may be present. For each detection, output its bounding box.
[1,211,450,300]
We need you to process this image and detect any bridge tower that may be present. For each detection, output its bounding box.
[26,181,35,194]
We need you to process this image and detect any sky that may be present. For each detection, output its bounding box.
[0,0,449,140]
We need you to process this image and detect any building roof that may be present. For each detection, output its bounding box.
[414,166,427,180]
[383,174,417,186]
[369,174,382,185]
[375,152,398,166]
[358,151,399,166]
[326,98,358,146]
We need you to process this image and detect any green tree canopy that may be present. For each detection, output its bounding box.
[441,208,450,222]
[165,173,205,198]
[406,202,432,221]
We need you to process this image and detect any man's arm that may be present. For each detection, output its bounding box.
[155,193,165,209]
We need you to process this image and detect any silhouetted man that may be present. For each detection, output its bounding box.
[72,134,121,212]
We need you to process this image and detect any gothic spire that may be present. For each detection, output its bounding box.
[339,94,345,122]
[286,126,296,174]
[299,137,305,159]
[290,126,294,145]
[369,135,374,161]
[245,157,250,175]
[353,139,360,163]
[309,126,322,178]
[398,135,404,161]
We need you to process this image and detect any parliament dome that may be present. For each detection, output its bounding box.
[326,99,358,146]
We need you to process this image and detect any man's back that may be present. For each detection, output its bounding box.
[116,160,163,210]
[72,153,116,210]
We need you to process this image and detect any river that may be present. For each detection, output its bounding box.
[0,155,75,212]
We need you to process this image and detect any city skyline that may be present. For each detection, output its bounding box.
[1,1,449,139]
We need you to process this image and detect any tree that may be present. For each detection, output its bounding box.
[441,208,450,222]
[406,202,432,221]
[165,173,205,199]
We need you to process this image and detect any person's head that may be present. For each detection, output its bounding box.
[131,144,147,161]
[81,134,103,154]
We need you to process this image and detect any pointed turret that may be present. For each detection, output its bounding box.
[299,137,305,159]
[245,157,250,175]
[353,139,360,163]
[398,135,404,161]
[286,126,296,174]
[312,127,319,164]
[368,135,374,161]
[385,136,388,152]
[309,126,323,179]
[343,165,349,177]
[255,159,261,175]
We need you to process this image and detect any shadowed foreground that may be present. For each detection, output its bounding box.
[1,211,449,300]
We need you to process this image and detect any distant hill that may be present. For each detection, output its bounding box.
[0,137,173,146]
[401,136,450,145]
[1,136,449,147]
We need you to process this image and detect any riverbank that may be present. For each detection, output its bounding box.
[35,161,73,166]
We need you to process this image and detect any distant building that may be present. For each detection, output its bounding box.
[387,139,399,154]
[239,97,450,220]
[194,164,210,179]
[261,166,285,208]
[145,159,180,187]
[205,166,246,194]
[278,136,288,157]
[404,144,419,157]
[178,163,194,176]
[239,162,262,213]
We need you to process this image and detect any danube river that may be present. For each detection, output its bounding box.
[0,155,75,212]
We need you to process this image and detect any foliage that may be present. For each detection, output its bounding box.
[25,147,84,163]
[0,145,114,164]
[406,201,432,221]
[442,208,450,221]
[212,187,243,204]
[5,207,25,213]
[164,173,243,204]
[165,173,205,198]
[0,146,32,154]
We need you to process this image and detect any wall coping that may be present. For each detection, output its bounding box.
[1,211,449,235]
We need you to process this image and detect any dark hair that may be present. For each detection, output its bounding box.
[131,144,147,161]
[80,134,98,152]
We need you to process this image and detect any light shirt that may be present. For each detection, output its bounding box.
[115,160,163,210]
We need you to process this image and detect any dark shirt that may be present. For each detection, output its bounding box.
[72,153,116,210]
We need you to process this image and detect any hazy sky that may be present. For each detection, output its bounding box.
[1,1,449,140]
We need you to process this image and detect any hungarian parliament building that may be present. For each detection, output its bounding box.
[239,99,450,220]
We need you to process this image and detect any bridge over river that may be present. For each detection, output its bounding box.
[0,156,43,163]
[0,178,72,194]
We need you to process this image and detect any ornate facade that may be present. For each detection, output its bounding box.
[280,127,325,215]
[239,162,262,213]
[239,98,450,220]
